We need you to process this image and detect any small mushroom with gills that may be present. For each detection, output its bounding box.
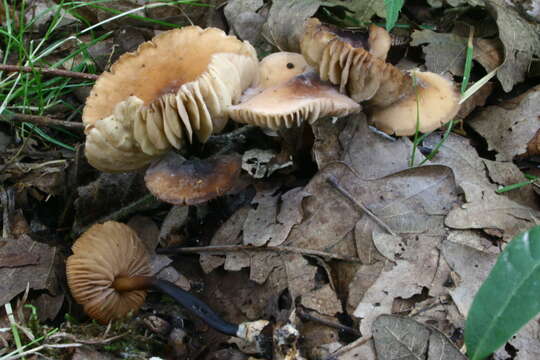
[66,221,268,339]
[144,152,243,205]
[300,18,460,136]
[228,52,361,129]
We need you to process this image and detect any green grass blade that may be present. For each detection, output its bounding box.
[465,226,540,359]
[384,0,404,31]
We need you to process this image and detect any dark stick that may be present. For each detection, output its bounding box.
[0,113,85,130]
[156,244,361,263]
[151,279,239,336]
[0,64,99,81]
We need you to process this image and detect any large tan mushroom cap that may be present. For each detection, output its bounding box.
[370,71,460,135]
[228,70,361,129]
[66,221,151,324]
[300,18,412,105]
[83,26,258,172]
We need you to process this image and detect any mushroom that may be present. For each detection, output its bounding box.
[371,71,461,135]
[144,152,242,205]
[228,52,361,129]
[83,26,258,172]
[300,18,460,135]
[66,221,268,339]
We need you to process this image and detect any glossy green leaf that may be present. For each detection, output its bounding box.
[465,225,540,360]
[384,0,404,31]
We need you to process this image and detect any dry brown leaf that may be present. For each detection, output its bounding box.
[469,84,540,161]
[224,0,265,44]
[340,116,425,180]
[263,0,320,51]
[0,235,59,306]
[486,0,540,91]
[410,30,503,75]
[300,284,343,316]
[354,234,451,337]
[424,132,537,209]
[440,240,497,316]
[372,315,466,360]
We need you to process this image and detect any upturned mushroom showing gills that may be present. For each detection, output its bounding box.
[66,221,268,339]
[300,18,460,136]
[82,26,258,172]
[228,52,361,129]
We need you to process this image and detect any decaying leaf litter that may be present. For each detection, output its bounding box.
[0,0,539,359]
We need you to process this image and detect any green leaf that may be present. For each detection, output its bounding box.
[465,226,540,360]
[384,0,404,31]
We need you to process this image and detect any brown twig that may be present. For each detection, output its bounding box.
[0,113,85,130]
[297,307,361,337]
[0,64,98,81]
[157,244,361,263]
[326,177,398,236]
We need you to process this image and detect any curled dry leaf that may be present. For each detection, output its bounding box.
[469,84,540,161]
[486,0,540,91]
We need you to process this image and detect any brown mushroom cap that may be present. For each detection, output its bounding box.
[144,152,242,205]
[228,70,361,129]
[84,26,258,172]
[370,71,461,135]
[255,52,311,89]
[300,17,411,105]
[66,221,152,324]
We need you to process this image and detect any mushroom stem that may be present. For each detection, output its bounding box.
[112,275,239,336]
[151,279,240,337]
[112,276,154,292]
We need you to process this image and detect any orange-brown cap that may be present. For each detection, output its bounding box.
[83,26,258,172]
[66,221,152,324]
[228,70,361,129]
[144,152,242,205]
[370,71,460,135]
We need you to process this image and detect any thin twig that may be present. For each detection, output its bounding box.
[325,336,373,360]
[157,244,361,263]
[49,332,127,345]
[326,177,398,236]
[0,113,85,130]
[0,64,98,81]
[297,307,361,337]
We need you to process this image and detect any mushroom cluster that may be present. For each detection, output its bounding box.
[300,18,460,136]
[81,20,461,203]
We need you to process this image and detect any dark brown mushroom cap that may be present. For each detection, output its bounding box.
[66,221,151,324]
[228,70,361,129]
[145,152,242,205]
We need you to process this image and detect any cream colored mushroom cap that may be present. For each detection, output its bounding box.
[228,71,361,129]
[256,52,310,89]
[370,71,460,136]
[83,26,258,172]
[66,221,151,324]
